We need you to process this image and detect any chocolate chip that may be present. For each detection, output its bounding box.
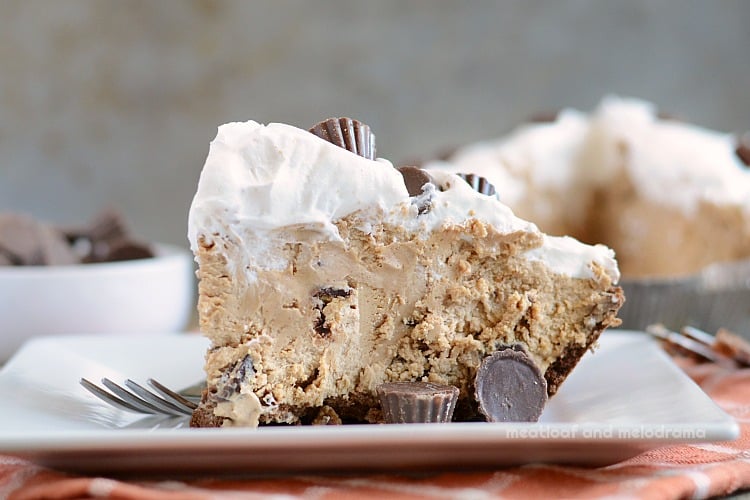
[313,316,331,337]
[313,287,352,337]
[474,347,548,422]
[736,133,750,167]
[235,355,254,381]
[377,381,459,423]
[309,118,376,160]
[314,287,352,302]
[455,173,497,198]
[397,166,435,197]
[215,355,254,400]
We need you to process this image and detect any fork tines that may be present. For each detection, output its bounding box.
[80,377,197,417]
[646,323,750,369]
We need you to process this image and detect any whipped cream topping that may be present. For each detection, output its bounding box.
[188,120,619,281]
[403,170,618,280]
[188,121,407,243]
[427,96,750,217]
[586,97,750,215]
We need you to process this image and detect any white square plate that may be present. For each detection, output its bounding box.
[0,331,738,475]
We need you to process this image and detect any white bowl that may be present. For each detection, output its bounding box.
[0,243,195,361]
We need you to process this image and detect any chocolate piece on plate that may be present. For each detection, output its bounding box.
[455,173,497,198]
[397,166,435,197]
[309,117,376,160]
[377,381,459,424]
[474,346,548,422]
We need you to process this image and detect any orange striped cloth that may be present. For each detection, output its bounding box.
[2,359,750,500]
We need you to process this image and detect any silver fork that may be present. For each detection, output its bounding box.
[80,377,204,417]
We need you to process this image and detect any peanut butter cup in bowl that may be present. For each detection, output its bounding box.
[0,210,194,361]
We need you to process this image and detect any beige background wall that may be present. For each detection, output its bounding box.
[1,0,748,248]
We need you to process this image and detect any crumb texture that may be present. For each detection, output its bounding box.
[193,215,622,426]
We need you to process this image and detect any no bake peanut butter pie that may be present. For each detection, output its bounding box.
[425,97,750,278]
[187,118,623,427]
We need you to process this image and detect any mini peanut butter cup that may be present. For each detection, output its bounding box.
[376,381,459,424]
[474,346,548,422]
[309,117,376,160]
[64,209,154,263]
[455,173,497,198]
[397,166,435,197]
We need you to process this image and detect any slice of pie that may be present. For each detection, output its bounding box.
[187,118,623,427]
